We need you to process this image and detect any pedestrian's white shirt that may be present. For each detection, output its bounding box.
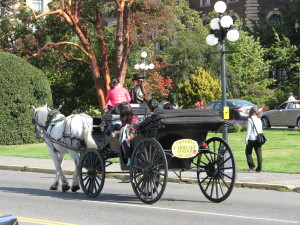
[288,96,296,101]
[245,116,263,142]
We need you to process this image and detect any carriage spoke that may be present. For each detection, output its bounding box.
[219,170,234,180]
[217,157,230,167]
[82,174,89,182]
[204,176,213,193]
[204,153,213,164]
[217,174,228,192]
[134,174,146,188]
[152,173,163,188]
[83,178,90,190]
[214,177,219,199]
[199,174,209,184]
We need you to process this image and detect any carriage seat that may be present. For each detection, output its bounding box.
[102,103,148,122]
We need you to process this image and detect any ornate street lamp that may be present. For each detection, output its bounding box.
[206,1,239,142]
[134,51,154,80]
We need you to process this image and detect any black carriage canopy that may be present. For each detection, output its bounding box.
[137,108,224,133]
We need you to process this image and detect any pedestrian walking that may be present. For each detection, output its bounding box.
[245,106,263,172]
[288,92,296,101]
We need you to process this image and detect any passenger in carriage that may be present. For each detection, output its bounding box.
[111,102,139,166]
[104,79,131,113]
[130,73,151,104]
[134,99,160,130]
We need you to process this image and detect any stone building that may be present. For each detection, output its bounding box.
[188,0,289,27]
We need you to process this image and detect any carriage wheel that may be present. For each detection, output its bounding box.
[197,137,236,203]
[130,138,168,204]
[79,148,105,198]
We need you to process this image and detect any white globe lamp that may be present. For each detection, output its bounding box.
[139,63,146,69]
[206,34,218,46]
[141,51,147,59]
[227,29,240,42]
[134,64,140,70]
[210,18,220,30]
[148,63,154,70]
[220,15,233,28]
[214,1,227,14]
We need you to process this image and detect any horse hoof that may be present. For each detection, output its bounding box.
[50,185,58,190]
[71,185,80,192]
[62,183,70,192]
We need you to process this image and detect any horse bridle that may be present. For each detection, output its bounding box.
[32,110,48,139]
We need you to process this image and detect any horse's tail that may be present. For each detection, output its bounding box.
[83,117,97,149]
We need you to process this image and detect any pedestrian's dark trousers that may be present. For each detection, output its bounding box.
[245,140,262,171]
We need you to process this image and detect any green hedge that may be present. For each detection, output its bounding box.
[0,52,52,145]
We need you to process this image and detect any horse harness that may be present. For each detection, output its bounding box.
[33,110,86,152]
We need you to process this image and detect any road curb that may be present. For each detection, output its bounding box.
[1,164,300,193]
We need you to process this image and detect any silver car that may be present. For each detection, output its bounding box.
[261,100,300,128]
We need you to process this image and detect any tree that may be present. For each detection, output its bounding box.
[0,51,52,144]
[160,1,213,84]
[177,67,221,108]
[10,0,179,111]
[146,61,173,101]
[225,29,274,106]
[265,31,300,80]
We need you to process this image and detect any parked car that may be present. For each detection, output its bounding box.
[204,99,255,120]
[261,100,300,128]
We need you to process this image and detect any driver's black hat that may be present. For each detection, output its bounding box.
[132,73,145,81]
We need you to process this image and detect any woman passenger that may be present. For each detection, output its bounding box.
[105,79,131,113]
[112,102,139,166]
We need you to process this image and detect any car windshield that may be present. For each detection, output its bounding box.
[228,100,254,107]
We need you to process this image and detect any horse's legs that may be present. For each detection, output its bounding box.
[47,145,70,192]
[68,150,80,192]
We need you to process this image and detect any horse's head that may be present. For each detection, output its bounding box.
[31,104,50,139]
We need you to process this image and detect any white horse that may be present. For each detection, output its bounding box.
[31,104,97,192]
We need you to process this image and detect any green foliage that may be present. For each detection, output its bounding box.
[217,124,246,133]
[226,29,274,106]
[84,106,102,118]
[0,52,52,145]
[177,67,221,108]
[264,31,300,79]
[160,1,214,84]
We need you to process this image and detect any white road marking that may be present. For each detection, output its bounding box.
[83,200,300,224]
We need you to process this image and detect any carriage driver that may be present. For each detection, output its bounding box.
[130,73,151,103]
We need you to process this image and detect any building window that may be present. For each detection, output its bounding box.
[201,0,210,6]
[31,0,43,12]
[269,14,281,25]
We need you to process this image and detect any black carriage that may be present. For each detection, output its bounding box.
[78,104,236,204]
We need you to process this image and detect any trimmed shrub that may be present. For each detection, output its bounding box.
[0,52,52,145]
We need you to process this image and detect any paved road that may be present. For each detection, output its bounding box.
[1,156,300,192]
[1,170,300,225]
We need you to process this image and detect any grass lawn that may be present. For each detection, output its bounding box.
[207,130,300,173]
[0,130,299,173]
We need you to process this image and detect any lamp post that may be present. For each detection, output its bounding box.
[299,67,300,99]
[206,1,240,142]
[134,51,155,79]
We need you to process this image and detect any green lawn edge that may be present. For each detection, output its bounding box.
[0,130,299,173]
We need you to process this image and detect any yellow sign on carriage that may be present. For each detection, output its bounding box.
[171,139,199,158]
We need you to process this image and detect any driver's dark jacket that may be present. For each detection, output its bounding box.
[130,84,145,103]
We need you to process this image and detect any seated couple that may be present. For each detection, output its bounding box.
[105,73,150,113]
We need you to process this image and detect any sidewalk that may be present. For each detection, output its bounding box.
[0,156,299,192]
